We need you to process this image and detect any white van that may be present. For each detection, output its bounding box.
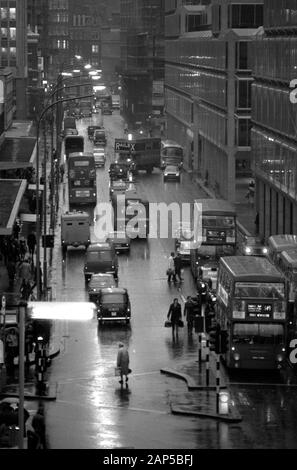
[61,211,91,255]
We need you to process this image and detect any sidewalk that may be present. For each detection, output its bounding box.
[161,357,242,423]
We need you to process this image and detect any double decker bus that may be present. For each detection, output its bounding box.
[268,234,297,265]
[68,152,97,206]
[190,199,237,282]
[65,135,84,160]
[111,189,149,239]
[216,256,287,370]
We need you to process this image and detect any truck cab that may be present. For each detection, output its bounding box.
[61,211,91,255]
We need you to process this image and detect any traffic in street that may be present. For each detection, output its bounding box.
[43,109,297,449]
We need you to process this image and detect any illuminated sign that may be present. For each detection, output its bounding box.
[247,303,272,318]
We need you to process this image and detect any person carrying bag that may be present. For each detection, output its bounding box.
[167,298,182,339]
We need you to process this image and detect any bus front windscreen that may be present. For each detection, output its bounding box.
[164,147,183,157]
[234,282,285,300]
[202,216,235,228]
[233,322,284,345]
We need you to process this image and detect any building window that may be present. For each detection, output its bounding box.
[9,28,16,40]
[9,47,16,57]
[1,28,8,38]
[9,8,16,21]
[229,4,263,28]
[236,79,252,109]
[1,7,8,20]
[236,42,248,70]
[236,118,251,147]
[92,44,99,54]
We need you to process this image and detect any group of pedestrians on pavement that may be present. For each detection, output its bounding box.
[0,227,43,300]
[167,252,183,283]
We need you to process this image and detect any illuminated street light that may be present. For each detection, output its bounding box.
[75,55,82,60]
[92,76,101,80]
[61,72,73,77]
[84,64,92,70]
[73,69,81,73]
[128,134,133,141]
[89,70,98,76]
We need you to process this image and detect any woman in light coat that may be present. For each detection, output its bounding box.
[117,343,130,384]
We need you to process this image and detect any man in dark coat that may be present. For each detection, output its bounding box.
[184,296,196,334]
[27,232,37,259]
[174,252,183,282]
[32,406,47,449]
[167,298,182,339]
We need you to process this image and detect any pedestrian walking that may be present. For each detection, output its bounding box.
[116,343,130,385]
[20,279,32,301]
[12,220,21,240]
[184,296,196,334]
[167,298,182,339]
[19,238,27,261]
[5,328,18,378]
[167,252,176,282]
[18,258,32,283]
[31,405,47,449]
[174,252,183,282]
[27,232,37,260]
[32,262,42,295]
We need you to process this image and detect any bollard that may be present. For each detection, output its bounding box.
[216,354,220,414]
[206,339,210,386]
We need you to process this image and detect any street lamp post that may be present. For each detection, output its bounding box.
[35,94,94,300]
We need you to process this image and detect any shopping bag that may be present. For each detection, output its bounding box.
[114,367,122,376]
[178,319,184,328]
[164,320,172,328]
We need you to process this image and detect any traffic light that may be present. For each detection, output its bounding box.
[208,326,221,353]
[220,330,229,354]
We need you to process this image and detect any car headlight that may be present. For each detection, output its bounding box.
[245,246,252,254]
[262,247,268,254]
[233,353,240,361]
[276,354,284,362]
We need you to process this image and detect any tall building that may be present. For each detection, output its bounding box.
[164,0,263,201]
[252,1,297,237]
[69,0,107,69]
[120,0,164,127]
[101,0,121,86]
[0,0,28,119]
[47,0,70,81]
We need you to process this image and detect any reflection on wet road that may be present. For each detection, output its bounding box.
[45,113,297,449]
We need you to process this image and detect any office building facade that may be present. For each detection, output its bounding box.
[165,0,263,202]
[252,0,297,237]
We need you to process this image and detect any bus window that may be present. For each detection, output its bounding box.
[234,282,285,299]
[233,323,284,345]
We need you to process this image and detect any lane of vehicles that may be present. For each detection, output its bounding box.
[94,128,107,147]
[88,273,117,302]
[114,137,161,174]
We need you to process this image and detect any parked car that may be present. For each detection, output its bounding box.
[88,273,117,302]
[93,147,106,167]
[106,231,131,253]
[163,165,181,182]
[84,243,118,282]
[96,287,131,324]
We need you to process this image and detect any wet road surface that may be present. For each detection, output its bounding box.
[45,111,297,449]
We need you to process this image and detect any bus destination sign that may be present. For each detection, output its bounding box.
[247,303,273,319]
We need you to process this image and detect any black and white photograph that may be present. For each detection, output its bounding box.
[0,0,297,456]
